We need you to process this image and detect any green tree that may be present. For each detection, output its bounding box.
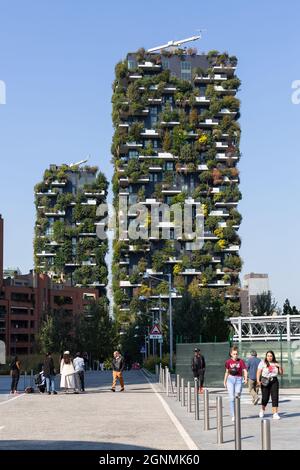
[251,291,278,316]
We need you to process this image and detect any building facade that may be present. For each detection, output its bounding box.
[240,273,270,316]
[112,47,242,327]
[34,163,108,291]
[0,215,99,355]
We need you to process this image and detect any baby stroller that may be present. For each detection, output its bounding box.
[35,371,46,393]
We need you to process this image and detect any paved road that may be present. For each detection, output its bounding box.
[0,371,196,450]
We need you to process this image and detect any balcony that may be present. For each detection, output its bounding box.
[51,180,66,187]
[138,62,161,71]
[215,201,238,207]
[224,245,240,252]
[213,65,236,73]
[160,121,180,127]
[199,280,231,287]
[194,75,212,83]
[140,129,159,137]
[195,96,210,104]
[147,98,162,104]
[180,268,202,275]
[209,210,230,217]
[218,108,237,117]
[197,164,209,171]
[35,190,57,196]
[199,118,219,127]
[213,73,228,81]
[212,256,221,263]
[166,257,183,264]
[161,188,181,195]
[129,74,143,80]
[125,142,143,148]
[215,142,229,150]
[81,199,97,206]
[81,260,96,267]
[118,123,129,128]
[163,86,177,93]
[78,232,97,237]
[120,280,142,288]
[214,85,236,95]
[149,166,163,172]
[36,251,56,257]
[44,210,66,217]
[84,190,105,197]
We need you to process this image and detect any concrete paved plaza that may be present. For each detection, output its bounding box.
[0,370,299,450]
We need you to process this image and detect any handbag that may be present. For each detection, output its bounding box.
[261,376,270,387]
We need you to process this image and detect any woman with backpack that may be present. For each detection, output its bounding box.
[257,350,283,420]
[224,346,248,421]
[10,356,21,394]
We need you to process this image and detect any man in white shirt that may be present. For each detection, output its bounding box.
[73,352,85,392]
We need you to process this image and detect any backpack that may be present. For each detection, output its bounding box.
[25,387,34,394]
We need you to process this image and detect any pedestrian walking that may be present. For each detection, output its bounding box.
[111,351,125,392]
[191,348,206,393]
[43,352,57,395]
[224,346,248,422]
[60,351,77,393]
[73,352,85,392]
[10,356,21,394]
[257,350,283,420]
[247,350,261,405]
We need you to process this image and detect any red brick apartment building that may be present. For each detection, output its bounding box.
[0,215,99,355]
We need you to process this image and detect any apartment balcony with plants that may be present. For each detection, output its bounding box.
[34,164,108,291]
[112,47,242,324]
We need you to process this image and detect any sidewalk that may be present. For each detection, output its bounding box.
[156,374,300,450]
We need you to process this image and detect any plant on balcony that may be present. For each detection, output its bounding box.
[223,254,242,270]
[215,239,227,251]
[162,130,172,152]
[173,263,182,275]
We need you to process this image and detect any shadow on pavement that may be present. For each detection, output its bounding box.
[0,440,155,450]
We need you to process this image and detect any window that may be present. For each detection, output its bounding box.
[181,61,192,81]
[162,59,169,70]
[150,106,158,126]
[165,162,174,171]
[129,150,139,159]
[128,59,137,71]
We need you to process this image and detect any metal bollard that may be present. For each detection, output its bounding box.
[164,366,168,390]
[194,378,199,420]
[24,371,27,390]
[181,378,185,406]
[176,374,180,401]
[204,388,210,431]
[166,367,169,396]
[234,396,242,450]
[216,396,223,444]
[155,364,159,378]
[187,381,192,413]
[159,364,162,384]
[261,419,271,450]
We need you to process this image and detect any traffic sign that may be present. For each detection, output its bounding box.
[140,346,146,354]
[149,324,162,339]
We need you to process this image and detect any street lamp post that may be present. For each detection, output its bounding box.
[143,272,174,371]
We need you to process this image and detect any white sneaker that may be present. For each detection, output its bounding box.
[231,416,235,422]
[259,410,264,418]
[273,413,281,420]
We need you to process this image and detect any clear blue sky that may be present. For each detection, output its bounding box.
[0,0,299,308]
